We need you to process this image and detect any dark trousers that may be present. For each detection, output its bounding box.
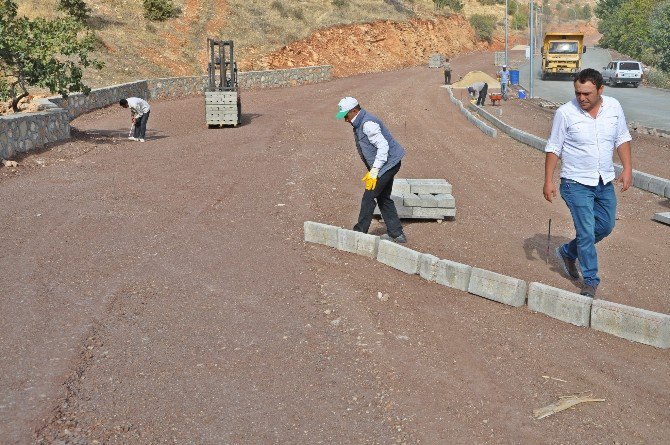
[476,84,488,106]
[133,111,150,139]
[444,69,451,85]
[354,162,403,238]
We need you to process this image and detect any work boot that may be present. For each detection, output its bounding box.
[580,283,597,298]
[555,247,580,280]
[381,233,407,244]
[128,136,138,141]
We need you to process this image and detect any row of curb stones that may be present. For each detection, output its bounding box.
[304,221,670,349]
[444,86,497,137]
[470,102,670,200]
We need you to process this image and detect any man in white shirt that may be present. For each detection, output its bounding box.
[119,97,151,142]
[336,97,407,243]
[467,81,488,106]
[543,68,633,298]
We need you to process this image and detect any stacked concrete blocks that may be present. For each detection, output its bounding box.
[652,212,670,226]
[376,240,421,274]
[468,268,527,307]
[435,259,472,292]
[374,179,456,220]
[337,228,380,258]
[303,221,338,248]
[591,300,670,349]
[528,282,592,327]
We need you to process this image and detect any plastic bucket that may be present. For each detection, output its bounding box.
[518,89,526,99]
[510,69,520,85]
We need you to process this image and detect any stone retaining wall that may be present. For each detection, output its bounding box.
[1,65,332,160]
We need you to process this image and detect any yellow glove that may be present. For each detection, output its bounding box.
[361,168,379,191]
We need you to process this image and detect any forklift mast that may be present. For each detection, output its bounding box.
[207,39,237,91]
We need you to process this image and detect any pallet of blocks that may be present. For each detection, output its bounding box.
[373,179,456,220]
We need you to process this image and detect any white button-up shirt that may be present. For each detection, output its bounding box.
[545,95,631,186]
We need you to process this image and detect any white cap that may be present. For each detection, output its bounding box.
[502,64,507,68]
[336,97,359,119]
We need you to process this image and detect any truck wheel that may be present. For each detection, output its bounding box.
[541,72,546,81]
[237,99,242,126]
[634,82,639,88]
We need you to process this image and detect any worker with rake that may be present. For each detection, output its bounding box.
[119,97,151,142]
[336,97,407,243]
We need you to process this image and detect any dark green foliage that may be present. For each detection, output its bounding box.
[271,1,305,20]
[469,14,497,43]
[57,0,90,22]
[143,0,178,21]
[433,0,464,12]
[332,0,348,7]
[0,0,103,111]
[476,0,505,5]
[649,1,670,72]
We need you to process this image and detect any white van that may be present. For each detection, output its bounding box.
[602,60,643,88]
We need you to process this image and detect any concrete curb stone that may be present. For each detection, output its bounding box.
[336,228,379,258]
[303,221,338,248]
[468,268,527,307]
[376,240,421,274]
[435,259,472,292]
[652,212,670,225]
[418,254,439,281]
[591,299,670,349]
[528,282,592,327]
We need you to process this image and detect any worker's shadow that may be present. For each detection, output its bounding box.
[523,233,576,280]
[71,128,168,145]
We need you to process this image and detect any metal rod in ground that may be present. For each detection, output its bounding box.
[546,218,552,264]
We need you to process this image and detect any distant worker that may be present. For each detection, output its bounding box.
[443,58,452,85]
[498,65,510,100]
[119,97,151,142]
[543,68,633,298]
[336,97,407,243]
[467,81,488,106]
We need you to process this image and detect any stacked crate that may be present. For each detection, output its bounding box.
[205,91,239,127]
[374,179,456,220]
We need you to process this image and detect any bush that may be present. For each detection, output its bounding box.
[477,0,505,5]
[332,0,348,7]
[57,0,90,22]
[433,0,464,12]
[645,67,670,89]
[143,0,178,21]
[469,14,497,43]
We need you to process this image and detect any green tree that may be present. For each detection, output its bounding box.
[57,0,90,23]
[469,14,497,43]
[0,0,103,111]
[581,4,592,20]
[649,1,670,71]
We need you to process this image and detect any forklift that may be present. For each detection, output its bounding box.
[205,39,241,127]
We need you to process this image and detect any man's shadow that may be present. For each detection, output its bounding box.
[523,233,582,291]
[70,128,168,145]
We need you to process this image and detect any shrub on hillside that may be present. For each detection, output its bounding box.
[469,14,496,43]
[143,0,178,21]
[433,0,464,12]
[476,0,505,5]
[57,0,90,22]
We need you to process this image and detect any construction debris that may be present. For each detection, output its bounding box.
[533,395,605,420]
[1,160,18,167]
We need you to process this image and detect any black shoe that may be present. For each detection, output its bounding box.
[555,247,580,280]
[381,233,407,244]
[580,283,597,298]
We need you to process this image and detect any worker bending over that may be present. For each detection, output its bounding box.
[467,81,488,106]
[120,97,151,142]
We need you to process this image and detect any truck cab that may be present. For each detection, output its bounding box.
[541,33,585,80]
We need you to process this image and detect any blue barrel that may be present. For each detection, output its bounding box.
[510,69,520,85]
[518,89,526,99]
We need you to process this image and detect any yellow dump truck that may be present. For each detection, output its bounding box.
[541,32,586,80]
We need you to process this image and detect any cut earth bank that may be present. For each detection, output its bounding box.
[0,60,668,443]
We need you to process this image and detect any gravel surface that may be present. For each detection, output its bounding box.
[1,61,669,444]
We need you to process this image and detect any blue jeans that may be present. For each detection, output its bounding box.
[559,178,616,287]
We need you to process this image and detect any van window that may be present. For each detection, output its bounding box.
[548,41,579,54]
[619,62,640,70]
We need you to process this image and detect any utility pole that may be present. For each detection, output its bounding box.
[528,0,535,99]
[505,0,509,66]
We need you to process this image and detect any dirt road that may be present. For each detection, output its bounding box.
[1,65,668,444]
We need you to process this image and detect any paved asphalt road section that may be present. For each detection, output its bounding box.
[1,64,668,444]
[518,47,670,130]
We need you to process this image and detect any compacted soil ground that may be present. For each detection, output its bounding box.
[1,61,669,444]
